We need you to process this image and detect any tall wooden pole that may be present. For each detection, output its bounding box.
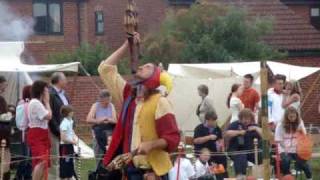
[0,139,6,180]
[260,61,271,180]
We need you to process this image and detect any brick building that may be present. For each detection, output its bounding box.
[281,0,320,30]
[4,0,320,131]
[5,0,168,64]
[71,0,320,126]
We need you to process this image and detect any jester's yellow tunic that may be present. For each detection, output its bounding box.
[98,63,180,176]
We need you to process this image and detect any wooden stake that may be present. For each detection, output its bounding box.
[254,138,258,166]
[260,61,271,180]
[0,139,6,180]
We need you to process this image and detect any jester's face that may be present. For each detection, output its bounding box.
[134,63,155,80]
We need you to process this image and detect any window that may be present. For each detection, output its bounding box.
[311,8,320,17]
[95,11,104,35]
[310,6,320,30]
[168,0,195,5]
[33,0,62,34]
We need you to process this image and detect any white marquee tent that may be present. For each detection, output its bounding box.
[0,42,80,105]
[0,42,93,158]
[168,61,320,132]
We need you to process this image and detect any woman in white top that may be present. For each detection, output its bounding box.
[275,107,312,179]
[282,81,302,111]
[197,85,216,123]
[26,80,52,180]
[227,84,244,123]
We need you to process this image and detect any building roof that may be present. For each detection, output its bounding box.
[168,0,196,5]
[280,0,320,5]
[203,0,320,51]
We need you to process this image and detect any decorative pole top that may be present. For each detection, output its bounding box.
[124,0,140,74]
[124,0,138,37]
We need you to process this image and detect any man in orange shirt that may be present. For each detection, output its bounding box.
[240,74,260,112]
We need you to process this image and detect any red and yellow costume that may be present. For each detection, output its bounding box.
[98,63,180,176]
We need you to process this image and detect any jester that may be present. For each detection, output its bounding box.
[98,32,180,179]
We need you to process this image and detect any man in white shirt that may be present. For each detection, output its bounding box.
[268,74,286,129]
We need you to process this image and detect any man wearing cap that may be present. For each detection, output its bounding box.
[98,33,180,179]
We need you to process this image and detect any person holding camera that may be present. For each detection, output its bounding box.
[86,90,117,168]
[225,109,262,177]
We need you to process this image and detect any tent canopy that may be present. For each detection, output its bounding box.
[168,61,320,81]
[0,41,80,104]
[167,61,320,132]
[0,42,94,158]
[0,62,80,73]
[0,41,80,73]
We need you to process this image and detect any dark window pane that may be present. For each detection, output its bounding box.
[33,2,47,33]
[48,3,61,33]
[97,22,104,33]
[97,14,103,21]
[311,8,320,17]
[95,12,104,34]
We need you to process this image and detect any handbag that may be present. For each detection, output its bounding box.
[296,132,313,160]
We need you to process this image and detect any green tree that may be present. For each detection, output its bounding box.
[142,4,286,66]
[47,43,131,75]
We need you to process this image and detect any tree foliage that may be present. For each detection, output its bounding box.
[47,43,131,75]
[142,4,286,66]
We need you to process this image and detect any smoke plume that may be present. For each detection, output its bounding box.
[0,1,34,41]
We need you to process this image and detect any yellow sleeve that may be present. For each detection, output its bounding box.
[155,97,174,120]
[98,62,126,109]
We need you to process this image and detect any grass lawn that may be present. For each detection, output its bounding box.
[77,157,320,180]
[78,158,97,180]
[310,158,320,180]
[77,158,320,180]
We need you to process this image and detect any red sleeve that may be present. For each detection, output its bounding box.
[155,113,180,152]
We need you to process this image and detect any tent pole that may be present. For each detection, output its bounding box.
[260,61,271,180]
[17,72,20,103]
[70,72,78,105]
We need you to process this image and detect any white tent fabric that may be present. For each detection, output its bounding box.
[168,61,320,132]
[74,139,95,159]
[0,62,80,72]
[169,61,320,81]
[167,76,243,131]
[0,42,94,158]
[0,42,80,104]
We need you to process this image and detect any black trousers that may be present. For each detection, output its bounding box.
[126,167,169,180]
[59,144,76,178]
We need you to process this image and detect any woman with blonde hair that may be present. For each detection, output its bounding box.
[282,80,302,111]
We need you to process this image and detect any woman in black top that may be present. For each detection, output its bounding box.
[225,108,262,177]
[193,111,228,179]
